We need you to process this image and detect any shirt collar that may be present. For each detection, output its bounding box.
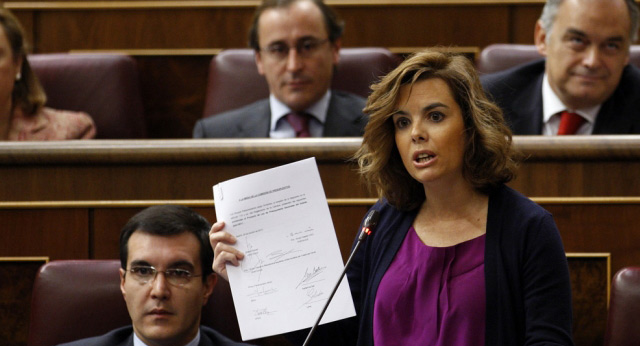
[541,73,600,125]
[269,90,331,131]
[133,328,200,346]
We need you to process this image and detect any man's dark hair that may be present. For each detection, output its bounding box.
[248,0,345,51]
[119,205,213,282]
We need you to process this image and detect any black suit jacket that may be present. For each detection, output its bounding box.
[480,59,640,134]
[193,90,367,138]
[56,325,252,346]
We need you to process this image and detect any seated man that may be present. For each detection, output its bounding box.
[193,0,367,138]
[481,0,640,135]
[59,205,251,346]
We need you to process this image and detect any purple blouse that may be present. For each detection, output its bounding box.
[373,227,486,346]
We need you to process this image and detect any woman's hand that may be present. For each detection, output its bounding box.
[209,221,244,281]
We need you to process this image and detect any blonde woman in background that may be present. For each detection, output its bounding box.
[0,8,95,140]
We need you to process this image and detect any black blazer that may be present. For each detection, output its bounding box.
[193,90,367,138]
[480,59,640,134]
[56,325,252,346]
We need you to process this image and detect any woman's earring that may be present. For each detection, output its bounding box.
[15,72,21,81]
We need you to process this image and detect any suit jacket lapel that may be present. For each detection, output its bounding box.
[199,328,213,346]
[120,332,133,346]
[592,66,635,134]
[593,99,626,134]
[235,100,271,137]
[510,73,544,135]
[323,92,364,136]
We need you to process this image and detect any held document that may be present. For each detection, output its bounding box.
[213,157,356,340]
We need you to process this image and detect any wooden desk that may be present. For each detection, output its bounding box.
[1,136,639,201]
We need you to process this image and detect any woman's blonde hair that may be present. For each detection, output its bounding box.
[355,49,518,211]
[0,8,46,115]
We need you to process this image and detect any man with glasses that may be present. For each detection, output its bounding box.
[58,205,250,346]
[193,0,367,138]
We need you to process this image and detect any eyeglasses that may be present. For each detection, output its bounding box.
[127,265,202,287]
[261,38,329,60]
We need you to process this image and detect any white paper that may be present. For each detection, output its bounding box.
[213,157,355,340]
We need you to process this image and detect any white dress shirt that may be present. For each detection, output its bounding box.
[269,90,331,138]
[541,74,600,135]
[133,329,200,346]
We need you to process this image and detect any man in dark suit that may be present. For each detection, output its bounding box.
[481,0,640,135]
[193,0,367,138]
[58,205,251,346]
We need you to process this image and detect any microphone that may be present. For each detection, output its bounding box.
[302,209,380,346]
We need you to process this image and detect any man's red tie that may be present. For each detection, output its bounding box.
[557,111,586,135]
[286,112,311,137]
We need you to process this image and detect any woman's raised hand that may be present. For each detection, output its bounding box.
[209,221,245,281]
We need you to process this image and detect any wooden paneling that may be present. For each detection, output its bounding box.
[6,1,549,52]
[137,55,212,138]
[0,159,369,200]
[0,138,368,201]
[32,9,253,51]
[92,207,143,259]
[509,4,543,43]
[0,208,89,259]
[542,201,640,289]
[0,136,639,201]
[511,160,640,197]
[567,254,609,346]
[0,198,636,278]
[336,5,513,48]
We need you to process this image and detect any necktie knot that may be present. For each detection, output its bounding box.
[557,111,586,135]
[286,112,311,137]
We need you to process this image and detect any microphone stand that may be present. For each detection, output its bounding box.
[301,210,379,346]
